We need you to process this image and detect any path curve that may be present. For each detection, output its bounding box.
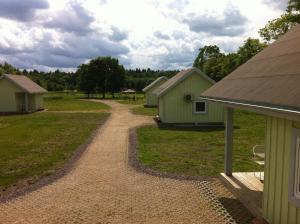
[0,101,252,224]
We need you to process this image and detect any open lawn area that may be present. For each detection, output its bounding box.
[44,94,110,111]
[137,110,265,177]
[116,97,145,105]
[0,101,109,193]
[131,106,158,116]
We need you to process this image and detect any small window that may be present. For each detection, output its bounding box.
[194,101,207,114]
[289,128,300,207]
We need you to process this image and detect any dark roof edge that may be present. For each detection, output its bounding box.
[201,96,300,119]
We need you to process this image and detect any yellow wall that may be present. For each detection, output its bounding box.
[0,78,22,112]
[35,94,44,110]
[158,72,224,123]
[0,78,44,112]
[263,116,300,223]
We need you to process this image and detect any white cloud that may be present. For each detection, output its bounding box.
[0,0,285,71]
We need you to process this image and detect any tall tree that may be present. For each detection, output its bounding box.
[259,0,300,42]
[77,57,125,98]
[193,45,223,70]
[236,38,267,65]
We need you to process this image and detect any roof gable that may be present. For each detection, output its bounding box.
[2,74,47,94]
[142,76,168,92]
[202,24,300,113]
[153,68,215,97]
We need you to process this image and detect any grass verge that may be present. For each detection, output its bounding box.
[44,97,110,111]
[131,106,158,116]
[137,110,265,177]
[0,112,109,192]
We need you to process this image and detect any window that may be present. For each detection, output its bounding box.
[289,128,300,207]
[194,101,207,114]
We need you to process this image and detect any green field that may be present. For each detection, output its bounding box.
[137,110,265,177]
[44,98,110,111]
[0,93,110,193]
[131,106,158,116]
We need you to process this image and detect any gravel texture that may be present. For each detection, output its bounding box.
[0,101,254,224]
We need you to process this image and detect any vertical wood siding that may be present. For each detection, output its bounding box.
[0,79,22,112]
[263,116,300,223]
[159,72,224,123]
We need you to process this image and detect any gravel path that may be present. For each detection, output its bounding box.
[0,101,253,224]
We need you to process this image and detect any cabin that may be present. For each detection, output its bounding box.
[202,24,300,223]
[0,74,47,113]
[142,76,168,107]
[153,68,224,126]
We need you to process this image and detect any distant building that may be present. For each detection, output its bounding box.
[0,74,47,113]
[142,76,168,107]
[153,68,224,126]
[121,89,136,94]
[202,24,300,222]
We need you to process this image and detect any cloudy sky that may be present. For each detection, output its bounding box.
[0,0,286,71]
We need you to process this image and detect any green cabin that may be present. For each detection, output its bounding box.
[153,68,224,126]
[143,76,168,107]
[0,74,46,113]
[202,25,300,223]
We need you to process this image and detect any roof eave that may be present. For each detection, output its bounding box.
[201,96,300,121]
[142,76,168,92]
[156,68,214,97]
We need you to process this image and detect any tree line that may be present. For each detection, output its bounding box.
[0,0,299,97]
[192,0,300,81]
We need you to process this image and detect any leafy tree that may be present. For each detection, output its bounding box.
[193,39,266,81]
[193,45,223,70]
[259,0,300,42]
[77,57,125,98]
[236,38,267,65]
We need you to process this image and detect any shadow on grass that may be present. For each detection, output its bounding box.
[155,121,241,132]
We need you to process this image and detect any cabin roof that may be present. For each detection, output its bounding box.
[1,74,47,94]
[142,76,168,92]
[153,68,215,97]
[202,24,300,113]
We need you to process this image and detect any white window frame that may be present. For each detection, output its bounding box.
[289,128,300,207]
[194,101,207,114]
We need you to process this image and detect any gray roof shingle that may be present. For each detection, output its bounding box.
[202,24,300,112]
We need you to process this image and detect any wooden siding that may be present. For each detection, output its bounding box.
[35,94,44,110]
[0,78,22,112]
[263,116,300,223]
[159,71,224,123]
[145,79,167,106]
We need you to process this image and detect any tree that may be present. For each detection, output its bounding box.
[77,57,125,98]
[193,45,223,70]
[259,0,300,42]
[236,38,267,65]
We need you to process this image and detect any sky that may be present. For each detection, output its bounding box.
[0,0,286,71]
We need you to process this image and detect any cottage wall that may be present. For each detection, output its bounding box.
[158,71,224,123]
[263,116,300,223]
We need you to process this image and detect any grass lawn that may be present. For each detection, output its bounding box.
[0,112,109,192]
[137,110,265,177]
[117,98,145,105]
[44,97,110,111]
[131,106,158,116]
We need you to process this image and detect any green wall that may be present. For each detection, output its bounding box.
[145,79,167,106]
[0,79,44,112]
[158,71,224,123]
[0,79,21,112]
[263,116,300,223]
